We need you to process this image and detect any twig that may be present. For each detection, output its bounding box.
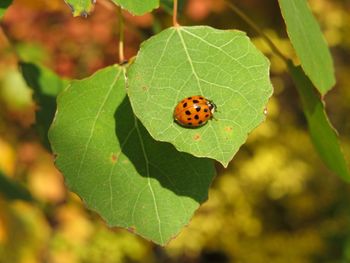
[117,7,125,63]
[173,0,180,27]
[225,0,288,63]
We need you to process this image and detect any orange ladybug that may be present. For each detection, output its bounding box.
[173,95,216,127]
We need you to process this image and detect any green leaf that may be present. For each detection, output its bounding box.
[278,0,335,95]
[288,62,350,182]
[0,171,33,201]
[49,65,216,245]
[21,62,69,150]
[15,43,49,64]
[127,26,273,167]
[64,0,95,17]
[110,0,159,15]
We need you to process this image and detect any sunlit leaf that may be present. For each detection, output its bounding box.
[288,62,350,182]
[278,0,335,95]
[110,0,159,15]
[64,0,95,17]
[128,26,273,167]
[49,65,216,245]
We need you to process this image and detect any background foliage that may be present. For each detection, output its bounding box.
[1,0,350,262]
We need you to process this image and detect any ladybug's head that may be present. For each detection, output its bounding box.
[207,100,216,114]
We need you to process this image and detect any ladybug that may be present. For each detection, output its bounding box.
[173,95,216,127]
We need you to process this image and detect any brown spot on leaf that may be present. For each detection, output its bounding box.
[193,133,201,141]
[111,154,118,163]
[225,126,233,132]
[142,86,148,91]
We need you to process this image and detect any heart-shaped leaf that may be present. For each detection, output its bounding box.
[127,26,273,167]
[49,65,216,245]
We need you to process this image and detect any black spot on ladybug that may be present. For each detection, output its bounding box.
[187,97,192,100]
[195,106,201,112]
[183,102,188,108]
[185,110,191,115]
[188,122,193,125]
[187,117,192,120]
[199,97,204,100]
[198,120,203,125]
[194,115,199,120]
[205,114,209,118]
[193,99,199,103]
[204,109,208,112]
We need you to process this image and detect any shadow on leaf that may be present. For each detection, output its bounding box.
[114,95,216,202]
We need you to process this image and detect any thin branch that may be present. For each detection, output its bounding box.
[225,1,288,63]
[117,7,125,63]
[173,0,180,27]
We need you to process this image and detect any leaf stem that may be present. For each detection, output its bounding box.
[173,0,180,27]
[117,7,125,63]
[225,1,288,63]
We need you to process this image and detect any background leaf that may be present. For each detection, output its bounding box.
[127,26,273,167]
[110,0,159,15]
[21,62,69,150]
[0,0,13,19]
[278,0,335,95]
[64,0,95,17]
[288,62,350,182]
[49,65,216,245]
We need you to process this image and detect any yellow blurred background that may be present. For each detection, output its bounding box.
[1,0,350,262]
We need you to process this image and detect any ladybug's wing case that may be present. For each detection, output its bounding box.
[173,96,213,127]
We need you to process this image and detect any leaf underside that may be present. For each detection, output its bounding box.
[288,63,350,182]
[128,26,273,167]
[49,65,216,245]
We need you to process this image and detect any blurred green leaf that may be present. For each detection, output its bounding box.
[64,0,95,17]
[110,0,159,15]
[20,62,69,150]
[49,65,216,245]
[288,62,350,182]
[278,0,335,95]
[0,68,32,110]
[0,0,13,19]
[128,26,273,167]
[0,171,33,201]
[15,43,49,64]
